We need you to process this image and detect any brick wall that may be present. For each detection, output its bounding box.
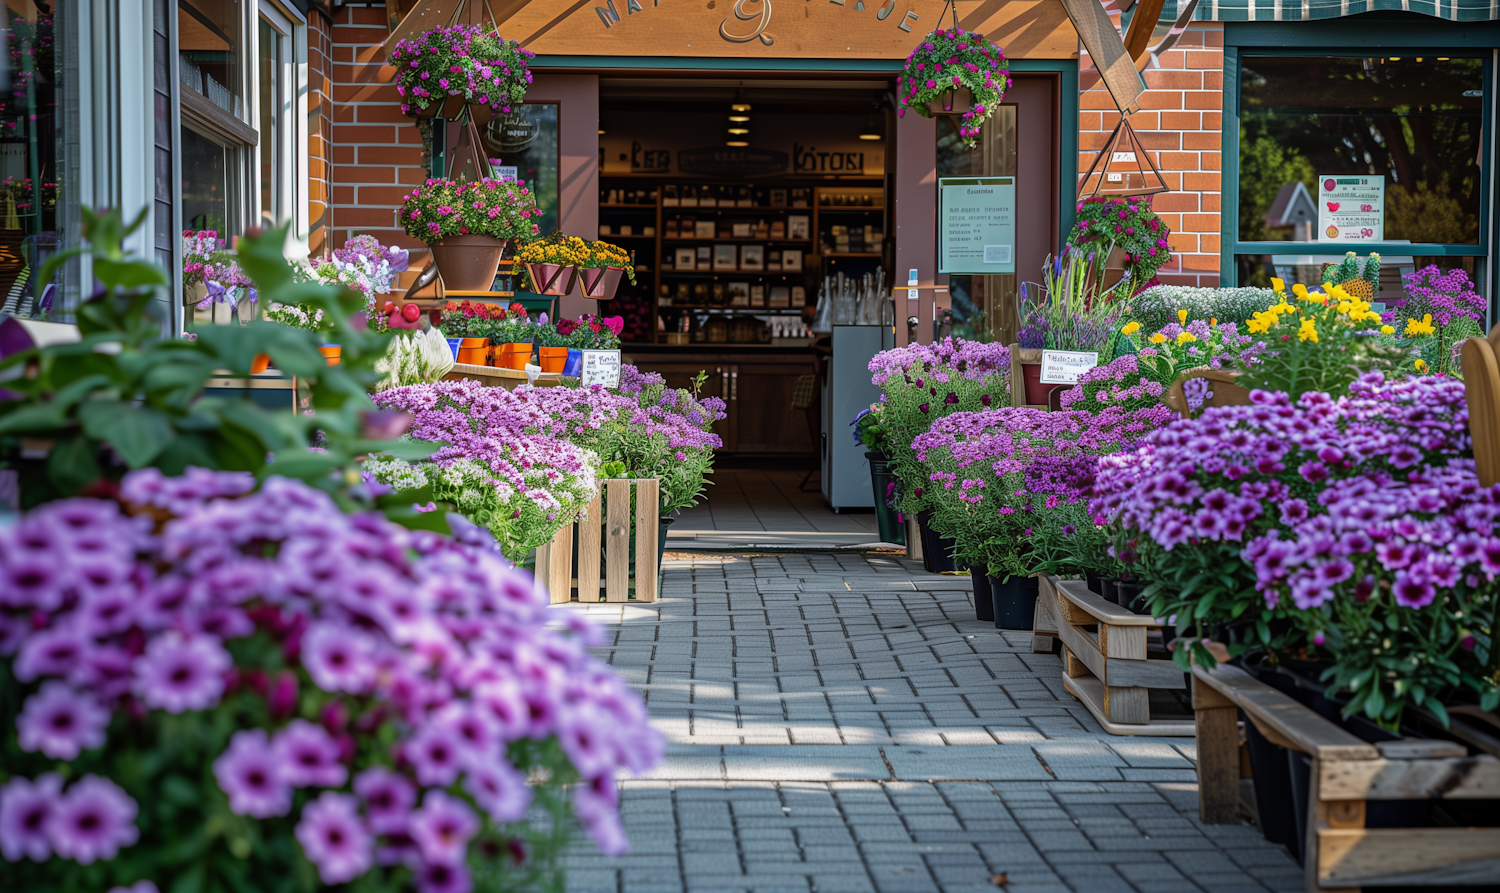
[1079,23,1224,287]
[307,10,335,257]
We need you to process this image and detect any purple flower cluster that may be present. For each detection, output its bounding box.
[1393,265,1485,327]
[868,337,1011,389]
[0,469,661,884]
[1057,355,1166,412]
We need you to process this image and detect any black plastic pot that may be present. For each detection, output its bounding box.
[865,452,905,546]
[970,568,994,622]
[991,574,1039,630]
[658,518,674,570]
[1084,572,1109,599]
[1116,582,1148,613]
[916,511,957,573]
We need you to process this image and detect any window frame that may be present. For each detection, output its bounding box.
[255,1,297,231]
[1220,20,1499,300]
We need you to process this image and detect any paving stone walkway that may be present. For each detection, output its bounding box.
[555,553,1301,893]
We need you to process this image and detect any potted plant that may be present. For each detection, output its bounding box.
[484,302,535,369]
[391,23,533,125]
[896,27,1010,147]
[517,232,588,296]
[534,314,572,372]
[440,300,505,364]
[851,404,904,547]
[401,177,541,291]
[1014,248,1126,404]
[182,229,256,313]
[1069,196,1173,296]
[301,234,410,332]
[578,239,637,300]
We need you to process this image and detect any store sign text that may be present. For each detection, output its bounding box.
[593,0,923,42]
[793,143,864,174]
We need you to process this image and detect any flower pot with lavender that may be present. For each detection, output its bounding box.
[401,177,541,291]
[896,27,1010,148]
[182,229,257,312]
[391,23,533,120]
[301,233,409,332]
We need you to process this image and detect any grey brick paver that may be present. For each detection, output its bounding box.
[560,554,1301,893]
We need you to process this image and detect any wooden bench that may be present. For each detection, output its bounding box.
[1164,366,1252,419]
[538,478,661,604]
[1193,662,1500,891]
[1047,577,1194,736]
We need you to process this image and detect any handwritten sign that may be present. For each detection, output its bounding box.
[1039,350,1099,385]
[580,349,622,388]
[1317,175,1384,242]
[938,177,1015,275]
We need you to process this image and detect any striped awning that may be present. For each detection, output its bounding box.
[1191,0,1499,23]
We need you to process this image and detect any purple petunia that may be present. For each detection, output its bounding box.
[46,775,139,865]
[214,729,292,818]
[409,790,479,866]
[275,719,349,789]
[16,681,110,760]
[300,621,377,694]
[354,766,416,835]
[131,631,232,714]
[0,773,63,862]
[295,792,373,885]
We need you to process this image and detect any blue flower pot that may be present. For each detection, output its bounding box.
[562,348,583,376]
[446,337,462,359]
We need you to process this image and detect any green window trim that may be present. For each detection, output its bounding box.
[1221,27,1497,301]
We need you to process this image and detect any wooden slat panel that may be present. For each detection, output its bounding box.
[1375,739,1468,760]
[634,479,659,602]
[605,480,630,602]
[577,495,602,603]
[1318,828,1500,887]
[1057,581,1163,626]
[1196,702,1242,824]
[1463,335,1500,487]
[1106,658,1187,689]
[1099,623,1145,660]
[1193,664,1379,761]
[534,541,552,602]
[1319,755,1500,801]
[547,522,573,604]
[1056,611,1107,681]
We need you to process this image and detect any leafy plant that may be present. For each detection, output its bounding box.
[1069,196,1173,295]
[400,178,541,244]
[390,23,533,117]
[0,208,435,512]
[897,27,1010,146]
[582,239,637,285]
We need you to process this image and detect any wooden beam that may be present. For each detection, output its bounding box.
[1319,755,1500,801]
[1055,0,1146,114]
[383,0,465,58]
[1193,664,1379,761]
[1121,0,1166,62]
[1318,828,1500,887]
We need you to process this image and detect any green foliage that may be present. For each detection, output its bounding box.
[1233,286,1406,401]
[0,208,437,515]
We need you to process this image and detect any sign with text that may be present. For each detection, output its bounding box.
[938,177,1015,275]
[1039,350,1099,385]
[1317,175,1384,242]
[580,350,622,388]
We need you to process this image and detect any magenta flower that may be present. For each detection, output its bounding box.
[275,719,348,788]
[463,759,531,824]
[214,729,292,818]
[409,790,478,866]
[295,792,373,885]
[17,681,109,760]
[131,631,231,714]
[47,775,139,865]
[301,621,377,694]
[416,859,473,893]
[354,766,416,835]
[0,773,62,862]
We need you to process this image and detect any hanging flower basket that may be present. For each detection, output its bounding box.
[1068,196,1173,296]
[897,27,1010,148]
[391,24,534,119]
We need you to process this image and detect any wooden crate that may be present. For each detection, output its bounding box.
[537,478,661,604]
[443,362,566,391]
[1193,662,1500,891]
[1050,577,1194,736]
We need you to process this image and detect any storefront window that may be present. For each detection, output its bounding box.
[182,127,230,231]
[179,0,244,120]
[481,102,559,235]
[0,0,77,318]
[257,16,278,225]
[1238,55,1485,246]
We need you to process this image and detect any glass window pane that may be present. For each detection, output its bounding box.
[258,19,278,225]
[1239,56,1484,245]
[179,0,243,120]
[182,127,229,232]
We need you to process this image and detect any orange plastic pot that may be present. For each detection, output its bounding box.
[250,353,271,374]
[456,337,488,365]
[496,342,532,370]
[538,346,569,373]
[319,345,342,366]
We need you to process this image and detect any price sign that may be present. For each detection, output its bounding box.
[1039,350,1099,385]
[938,177,1015,274]
[580,349,621,388]
[1317,175,1384,241]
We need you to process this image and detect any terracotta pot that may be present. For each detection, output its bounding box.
[538,346,569,373]
[319,345,341,366]
[413,94,466,119]
[456,337,489,365]
[925,86,972,117]
[469,102,494,130]
[1020,362,1059,405]
[524,262,577,296]
[430,235,508,292]
[578,266,624,300]
[496,342,531,370]
[250,353,271,374]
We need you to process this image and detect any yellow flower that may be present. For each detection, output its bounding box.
[1297,318,1319,343]
[1271,277,1286,293]
[1404,313,1436,337]
[1149,333,1167,344]
[1121,321,1141,336]
[1178,309,1188,325]
[1176,331,1198,345]
[1210,318,1217,327]
[1380,325,1395,335]
[1327,283,1350,302]
[1246,312,1276,335]
[1270,301,1296,315]
[1415,358,1429,373]
[1292,283,1309,299]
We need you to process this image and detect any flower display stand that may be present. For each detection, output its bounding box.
[1163,367,1252,419]
[1032,575,1062,653]
[443,362,567,391]
[1050,577,1195,736]
[537,478,661,604]
[1192,662,1500,891]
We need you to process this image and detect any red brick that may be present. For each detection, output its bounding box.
[1201,234,1221,253]
[1184,213,1219,232]
[1145,70,1202,90]
[332,185,357,206]
[1204,71,1224,91]
[1184,172,1221,191]
[1156,212,1183,230]
[1183,131,1219,151]
[1186,51,1223,71]
[337,208,401,228]
[1152,193,1199,213]
[1156,49,1186,69]
[1079,111,1102,131]
[1203,112,1222,131]
[342,166,398,184]
[357,104,416,125]
[1080,131,1112,151]
[1137,91,1183,110]
[346,7,387,25]
[332,146,355,165]
[1081,89,1117,110]
[1185,91,1221,110]
[1124,111,1156,130]
[1201,26,1225,47]
[1201,151,1221,171]
[1169,233,1199,252]
[1202,192,1221,212]
[1182,253,1220,272]
[356,185,423,206]
[1136,131,1180,151]
[1159,151,1200,171]
[1160,111,1200,131]
[333,125,398,144]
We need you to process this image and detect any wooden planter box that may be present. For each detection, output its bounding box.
[1041,575,1194,736]
[1193,662,1500,891]
[537,478,661,604]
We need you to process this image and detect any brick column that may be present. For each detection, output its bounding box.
[307,10,335,257]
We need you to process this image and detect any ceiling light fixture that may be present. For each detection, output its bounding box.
[726,140,749,147]
[858,101,882,141]
[729,114,750,123]
[598,128,606,135]
[730,88,752,113]
[728,127,750,135]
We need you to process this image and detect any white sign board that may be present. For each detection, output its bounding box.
[494,165,519,181]
[1039,350,1099,385]
[580,349,621,388]
[1317,175,1384,242]
[938,177,1015,274]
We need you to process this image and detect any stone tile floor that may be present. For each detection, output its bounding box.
[554,553,1302,893]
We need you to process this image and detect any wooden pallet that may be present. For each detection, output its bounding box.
[442,362,566,390]
[1193,662,1500,891]
[1050,577,1194,736]
[537,478,661,604]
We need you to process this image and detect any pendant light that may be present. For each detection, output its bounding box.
[727,87,751,146]
[730,88,751,113]
[858,103,882,141]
